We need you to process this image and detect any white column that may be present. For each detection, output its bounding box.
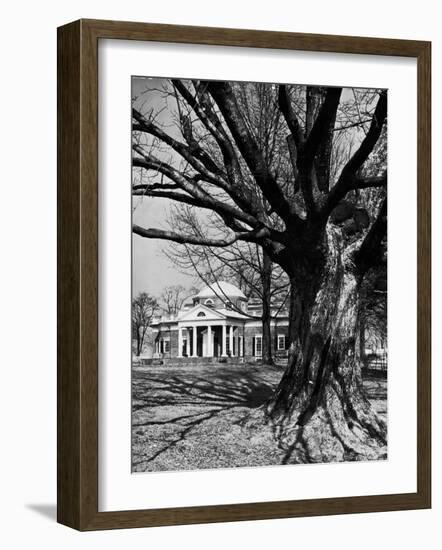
[192,326,197,357]
[178,327,183,357]
[229,325,234,356]
[221,324,227,356]
[207,326,212,357]
[185,329,190,357]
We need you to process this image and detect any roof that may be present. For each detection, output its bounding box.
[177,303,228,322]
[181,294,196,307]
[195,281,247,301]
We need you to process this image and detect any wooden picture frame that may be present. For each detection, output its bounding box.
[57,18,431,531]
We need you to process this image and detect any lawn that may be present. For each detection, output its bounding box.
[132,363,387,472]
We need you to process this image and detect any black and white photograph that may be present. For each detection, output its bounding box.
[131,76,388,473]
[1,0,437,542]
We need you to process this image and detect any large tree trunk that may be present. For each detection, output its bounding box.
[261,250,274,365]
[266,226,387,463]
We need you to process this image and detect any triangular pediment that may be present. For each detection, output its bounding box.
[177,303,226,322]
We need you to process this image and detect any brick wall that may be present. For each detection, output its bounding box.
[243,325,289,359]
[155,327,179,358]
[154,323,289,361]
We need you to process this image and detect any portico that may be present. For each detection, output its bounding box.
[177,322,244,358]
[175,303,246,358]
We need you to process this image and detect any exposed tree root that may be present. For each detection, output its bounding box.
[266,380,387,464]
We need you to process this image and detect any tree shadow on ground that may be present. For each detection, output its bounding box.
[131,367,386,470]
[131,369,279,469]
[133,370,277,411]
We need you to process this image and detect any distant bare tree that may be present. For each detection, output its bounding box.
[132,292,158,356]
[359,264,387,358]
[160,285,189,316]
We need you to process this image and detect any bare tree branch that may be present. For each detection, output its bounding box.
[133,225,271,248]
[278,85,304,147]
[133,147,260,229]
[133,107,227,188]
[207,80,296,222]
[303,87,342,167]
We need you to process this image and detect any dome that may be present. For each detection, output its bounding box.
[195,281,247,301]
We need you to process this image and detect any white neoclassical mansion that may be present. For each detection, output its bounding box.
[150,281,289,362]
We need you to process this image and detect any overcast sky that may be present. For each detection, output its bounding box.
[132,197,196,297]
[132,77,196,298]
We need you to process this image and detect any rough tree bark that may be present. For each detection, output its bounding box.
[266,223,387,463]
[359,313,366,369]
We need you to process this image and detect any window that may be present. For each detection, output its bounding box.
[255,336,262,357]
[159,338,170,353]
[204,299,214,307]
[197,311,206,317]
[277,335,286,351]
